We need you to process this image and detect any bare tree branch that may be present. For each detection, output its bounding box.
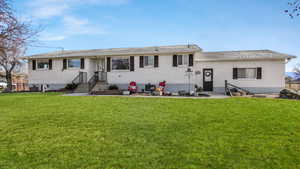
[285,0,300,18]
[0,0,41,92]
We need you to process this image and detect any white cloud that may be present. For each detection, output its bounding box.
[80,0,130,5]
[38,16,107,42]
[25,0,124,41]
[39,33,67,41]
[63,16,107,35]
[27,0,130,19]
[27,0,70,19]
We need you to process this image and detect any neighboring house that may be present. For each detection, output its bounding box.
[286,78,300,91]
[0,62,29,92]
[12,73,29,92]
[286,72,300,79]
[0,72,29,92]
[0,74,6,91]
[21,44,296,94]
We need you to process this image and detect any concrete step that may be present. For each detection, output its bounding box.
[91,82,109,92]
[74,83,89,93]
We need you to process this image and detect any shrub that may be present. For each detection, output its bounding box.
[195,86,203,93]
[108,84,119,90]
[65,83,78,90]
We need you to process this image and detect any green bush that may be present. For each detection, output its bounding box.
[108,84,119,90]
[65,83,78,90]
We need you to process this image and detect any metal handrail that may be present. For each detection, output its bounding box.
[72,72,87,84]
[225,80,252,96]
[72,74,80,84]
[88,74,97,92]
[88,71,107,92]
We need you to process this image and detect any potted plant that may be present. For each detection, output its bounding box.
[195,85,203,96]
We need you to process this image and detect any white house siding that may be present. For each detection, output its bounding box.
[106,54,197,92]
[28,53,197,92]
[27,52,287,94]
[28,57,95,90]
[195,59,286,93]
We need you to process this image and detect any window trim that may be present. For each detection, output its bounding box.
[143,55,155,68]
[67,59,81,69]
[176,54,189,67]
[111,57,130,71]
[36,59,50,70]
[235,68,258,80]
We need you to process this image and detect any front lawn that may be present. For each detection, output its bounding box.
[0,94,299,169]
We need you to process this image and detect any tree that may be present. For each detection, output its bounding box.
[285,0,300,18]
[294,64,300,76]
[0,0,39,92]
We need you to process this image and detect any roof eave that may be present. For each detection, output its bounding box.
[195,58,293,62]
[22,50,201,60]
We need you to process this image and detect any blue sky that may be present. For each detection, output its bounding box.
[13,0,300,71]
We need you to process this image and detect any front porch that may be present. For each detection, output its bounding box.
[72,70,108,93]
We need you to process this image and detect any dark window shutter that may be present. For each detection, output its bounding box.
[32,60,36,70]
[173,55,178,67]
[257,67,262,79]
[130,56,134,71]
[233,68,238,79]
[63,59,67,70]
[80,58,85,69]
[154,55,159,68]
[139,56,144,68]
[107,57,111,72]
[49,59,52,70]
[189,54,194,67]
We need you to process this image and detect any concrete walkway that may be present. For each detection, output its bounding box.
[62,93,230,99]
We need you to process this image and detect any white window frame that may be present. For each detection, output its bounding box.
[237,68,257,79]
[111,57,130,71]
[67,59,81,69]
[36,60,49,70]
[177,54,189,66]
[144,56,154,67]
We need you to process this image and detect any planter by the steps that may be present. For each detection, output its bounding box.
[91,90,122,95]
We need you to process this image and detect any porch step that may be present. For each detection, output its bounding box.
[91,81,109,92]
[74,83,89,93]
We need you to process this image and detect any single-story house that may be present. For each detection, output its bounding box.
[22,44,296,94]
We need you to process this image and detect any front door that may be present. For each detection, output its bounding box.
[94,58,107,82]
[97,58,105,72]
[203,69,213,91]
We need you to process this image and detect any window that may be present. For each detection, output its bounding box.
[237,68,257,79]
[37,60,49,70]
[112,58,130,70]
[68,59,81,68]
[144,56,154,67]
[177,55,188,66]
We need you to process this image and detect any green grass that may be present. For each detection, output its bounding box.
[0,94,300,169]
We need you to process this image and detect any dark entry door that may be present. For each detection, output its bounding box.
[203,69,213,91]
